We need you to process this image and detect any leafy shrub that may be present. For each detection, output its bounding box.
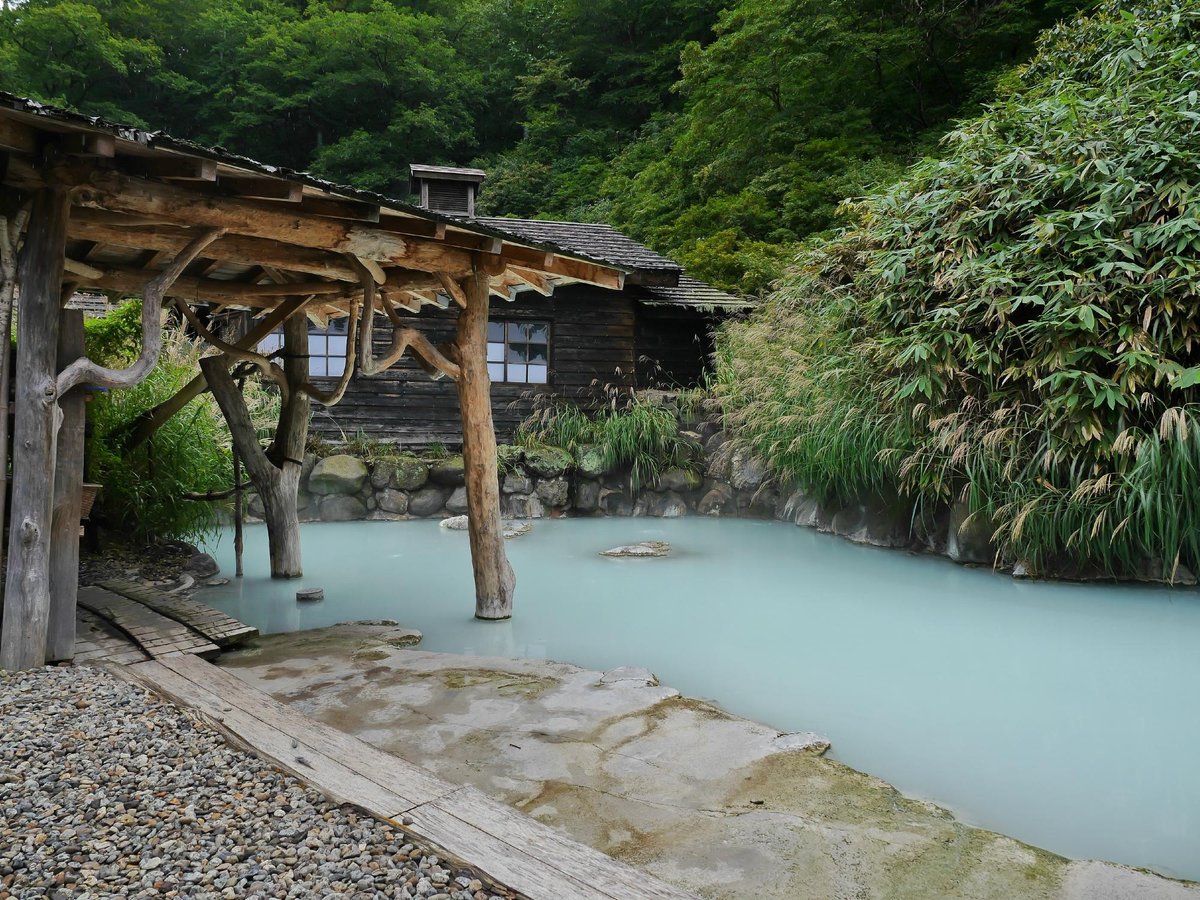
[517,388,700,490]
[718,0,1200,574]
[85,302,276,545]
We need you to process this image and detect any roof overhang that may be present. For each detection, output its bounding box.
[0,93,627,317]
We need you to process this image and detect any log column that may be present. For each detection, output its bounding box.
[455,266,515,619]
[47,308,86,662]
[0,184,69,671]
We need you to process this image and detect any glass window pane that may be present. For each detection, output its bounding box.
[258,333,282,354]
[527,365,547,384]
[528,345,548,364]
[330,318,349,335]
[508,343,529,363]
[327,357,345,377]
[507,364,527,383]
[527,324,548,343]
[488,362,505,382]
[487,342,505,362]
[310,357,327,377]
[488,321,506,342]
[310,336,327,356]
[328,336,347,357]
[511,322,532,340]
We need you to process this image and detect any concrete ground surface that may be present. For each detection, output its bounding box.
[218,624,1199,900]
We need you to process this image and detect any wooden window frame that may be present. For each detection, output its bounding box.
[487,319,551,385]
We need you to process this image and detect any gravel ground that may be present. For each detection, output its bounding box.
[0,665,519,900]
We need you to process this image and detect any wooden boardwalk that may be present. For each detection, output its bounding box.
[73,608,150,665]
[120,654,697,900]
[78,585,221,659]
[97,579,258,648]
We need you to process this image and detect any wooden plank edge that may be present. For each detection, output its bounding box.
[96,579,255,649]
[105,660,534,900]
[159,654,455,804]
[77,590,221,660]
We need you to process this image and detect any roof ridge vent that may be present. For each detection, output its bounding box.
[410,164,487,217]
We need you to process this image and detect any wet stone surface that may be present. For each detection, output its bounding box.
[0,666,512,900]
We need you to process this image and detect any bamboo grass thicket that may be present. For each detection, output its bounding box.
[717,0,1200,575]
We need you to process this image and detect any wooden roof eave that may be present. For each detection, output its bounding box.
[0,95,628,313]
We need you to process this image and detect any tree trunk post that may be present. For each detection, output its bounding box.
[47,307,86,662]
[0,184,69,671]
[200,311,309,580]
[455,266,515,620]
[233,378,245,579]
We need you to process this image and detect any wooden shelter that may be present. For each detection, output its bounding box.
[0,92,625,671]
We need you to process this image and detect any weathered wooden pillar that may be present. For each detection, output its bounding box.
[201,310,309,579]
[47,307,85,662]
[0,184,69,671]
[455,266,515,619]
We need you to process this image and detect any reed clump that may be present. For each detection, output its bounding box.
[717,0,1200,575]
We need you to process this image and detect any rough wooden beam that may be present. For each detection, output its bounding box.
[508,266,554,296]
[298,196,380,222]
[129,157,219,182]
[501,245,625,290]
[69,211,362,281]
[57,132,116,158]
[76,265,351,305]
[0,118,38,153]
[359,256,387,286]
[57,228,225,394]
[63,167,476,275]
[63,257,104,280]
[215,176,304,202]
[437,272,467,309]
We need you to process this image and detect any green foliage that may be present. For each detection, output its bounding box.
[517,389,700,490]
[0,0,1085,295]
[84,303,232,544]
[718,0,1200,575]
[603,0,1093,293]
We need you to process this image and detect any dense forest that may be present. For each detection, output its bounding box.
[0,0,1089,292]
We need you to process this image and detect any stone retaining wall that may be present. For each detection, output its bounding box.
[246,419,1194,586]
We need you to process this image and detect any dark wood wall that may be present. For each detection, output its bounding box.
[311,284,646,447]
[634,305,715,389]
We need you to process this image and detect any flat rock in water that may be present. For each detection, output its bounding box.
[440,515,532,539]
[600,540,671,558]
[296,588,324,602]
[774,731,832,755]
[600,666,660,687]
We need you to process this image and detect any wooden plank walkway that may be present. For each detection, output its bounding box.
[78,586,221,660]
[73,608,150,664]
[97,578,258,648]
[120,654,697,900]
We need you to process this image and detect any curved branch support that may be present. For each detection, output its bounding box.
[352,254,460,380]
[173,296,290,402]
[297,300,361,406]
[57,227,225,394]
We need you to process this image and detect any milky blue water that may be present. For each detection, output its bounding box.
[200,517,1200,881]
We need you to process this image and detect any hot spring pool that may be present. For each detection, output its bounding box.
[200,517,1200,881]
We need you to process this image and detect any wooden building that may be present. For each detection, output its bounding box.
[300,166,751,446]
[0,93,632,666]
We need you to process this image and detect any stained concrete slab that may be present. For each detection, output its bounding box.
[219,625,1199,900]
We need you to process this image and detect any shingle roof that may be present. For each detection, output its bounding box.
[640,276,752,310]
[473,217,753,310]
[474,218,681,274]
